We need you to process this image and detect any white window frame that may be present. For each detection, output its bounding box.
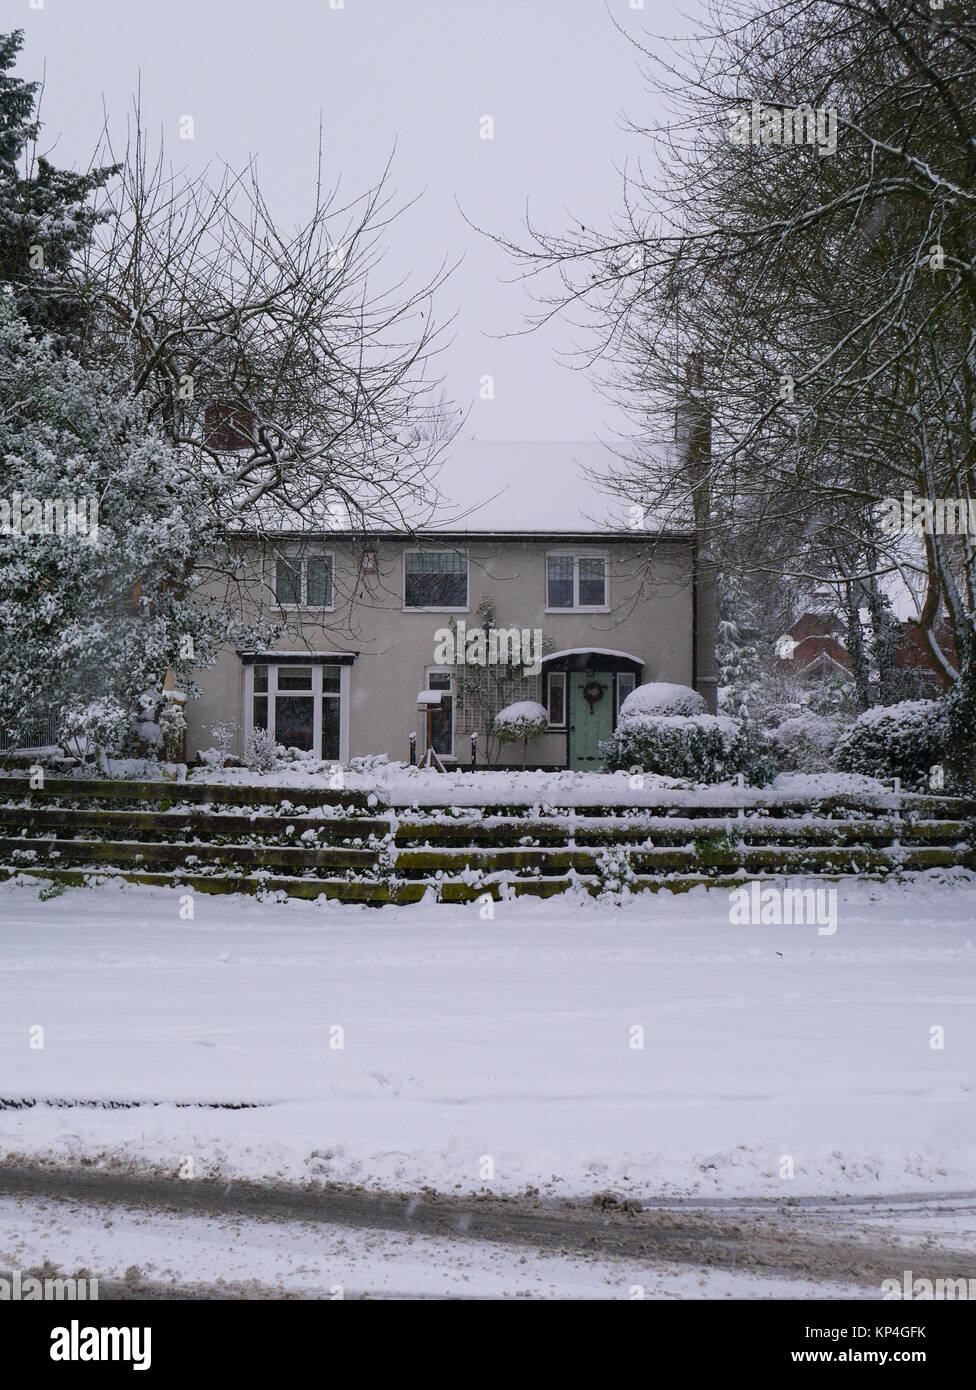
[243,660,350,764]
[273,551,336,611]
[402,548,469,613]
[545,551,610,613]
[424,666,456,759]
[546,670,567,729]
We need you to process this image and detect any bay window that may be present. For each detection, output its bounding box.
[249,661,344,760]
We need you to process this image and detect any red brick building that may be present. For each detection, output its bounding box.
[776,612,957,694]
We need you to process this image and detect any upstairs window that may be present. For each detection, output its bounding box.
[274,554,334,609]
[546,556,574,609]
[546,553,608,610]
[404,551,468,609]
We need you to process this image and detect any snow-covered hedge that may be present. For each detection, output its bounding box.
[604,681,774,783]
[618,682,707,720]
[772,713,842,773]
[600,712,774,784]
[833,699,948,789]
[493,701,549,741]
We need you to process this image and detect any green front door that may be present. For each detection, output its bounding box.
[568,672,614,770]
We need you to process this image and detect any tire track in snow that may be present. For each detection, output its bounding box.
[1,1164,974,1293]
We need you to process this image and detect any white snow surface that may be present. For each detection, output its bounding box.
[0,1194,865,1300]
[169,763,911,809]
[618,682,707,719]
[239,440,685,537]
[432,439,682,534]
[1,755,923,811]
[1,873,974,1200]
[493,701,548,733]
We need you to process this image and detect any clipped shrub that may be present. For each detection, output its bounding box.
[494,700,548,769]
[618,681,707,719]
[600,711,774,785]
[833,699,949,789]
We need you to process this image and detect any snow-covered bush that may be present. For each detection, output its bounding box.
[833,699,949,789]
[158,699,187,762]
[494,701,548,769]
[349,753,399,774]
[60,697,130,766]
[603,681,778,783]
[619,682,707,719]
[593,844,639,899]
[607,678,775,784]
[129,690,163,756]
[242,727,281,772]
[601,712,774,785]
[204,720,237,768]
[772,712,842,773]
[719,666,857,774]
[494,701,549,740]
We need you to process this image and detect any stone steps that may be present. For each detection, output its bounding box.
[0,778,971,901]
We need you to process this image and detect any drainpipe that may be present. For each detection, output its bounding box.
[678,353,718,713]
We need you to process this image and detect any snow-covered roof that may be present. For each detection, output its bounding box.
[428,439,678,535]
[234,438,688,538]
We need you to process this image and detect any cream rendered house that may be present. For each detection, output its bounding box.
[188,442,717,770]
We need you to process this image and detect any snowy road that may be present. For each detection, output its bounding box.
[2,874,975,1201]
[2,871,975,1296]
[3,1166,975,1299]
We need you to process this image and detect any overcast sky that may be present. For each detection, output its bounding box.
[16,0,699,444]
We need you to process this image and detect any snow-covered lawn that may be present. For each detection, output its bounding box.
[1,873,974,1198]
[182,761,908,809]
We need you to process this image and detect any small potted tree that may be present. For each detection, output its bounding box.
[493,701,548,770]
